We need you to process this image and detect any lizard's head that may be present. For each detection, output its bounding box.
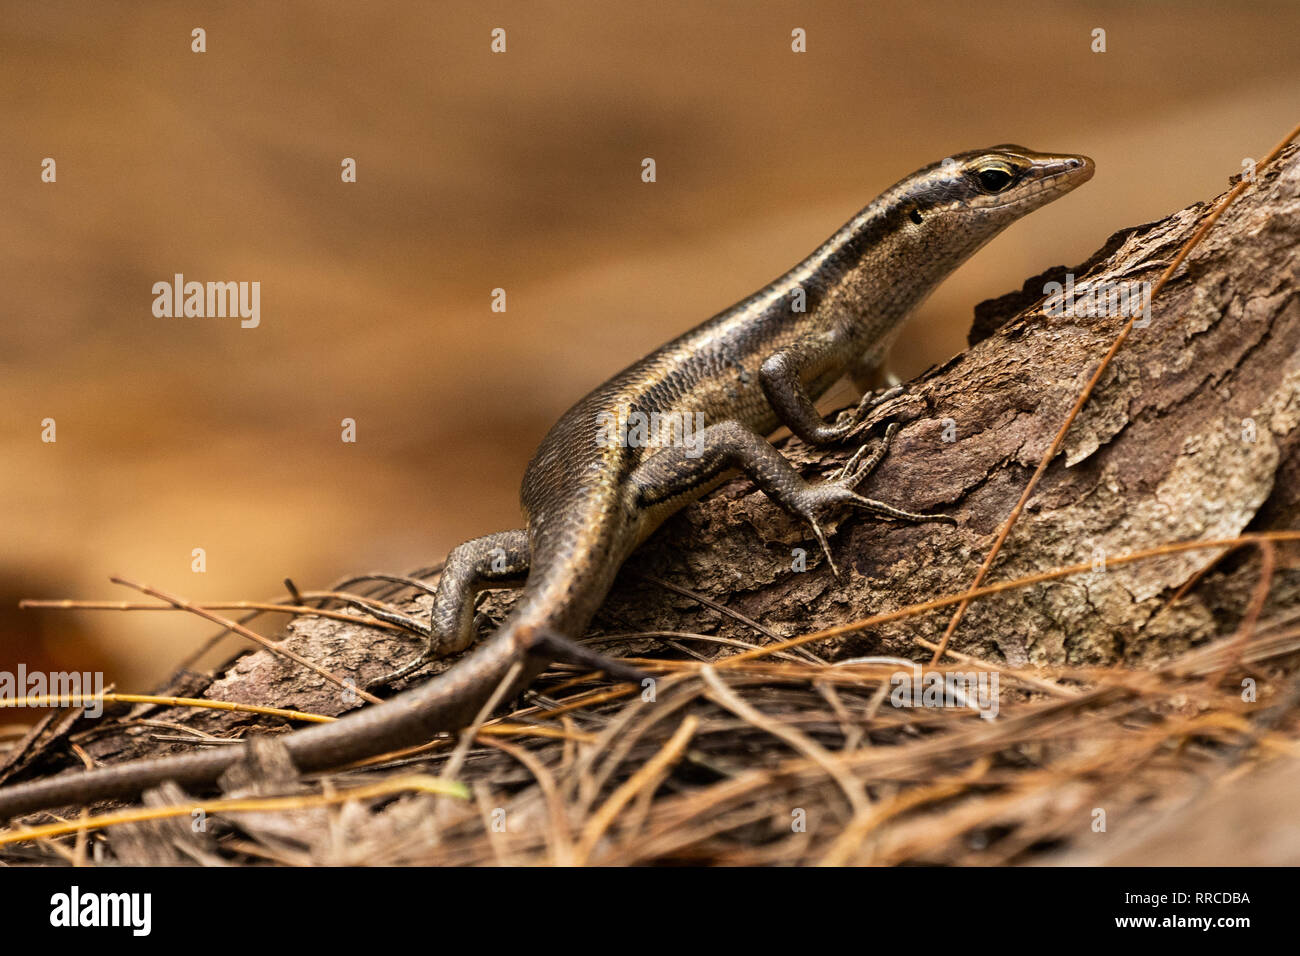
[892,144,1093,246]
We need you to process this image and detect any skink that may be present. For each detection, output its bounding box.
[0,145,1093,821]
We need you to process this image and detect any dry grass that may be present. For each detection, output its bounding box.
[2,536,1297,866]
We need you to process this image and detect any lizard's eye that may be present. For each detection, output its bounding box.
[975,165,1015,192]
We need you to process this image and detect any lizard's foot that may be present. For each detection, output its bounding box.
[792,482,954,580]
[801,422,955,579]
[345,597,437,689]
[347,598,432,638]
[368,646,433,690]
[827,384,906,442]
[828,420,899,485]
[365,529,531,691]
[366,610,500,691]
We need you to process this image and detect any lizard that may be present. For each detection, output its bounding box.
[0,145,1093,822]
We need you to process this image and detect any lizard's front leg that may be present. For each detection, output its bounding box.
[372,529,530,686]
[630,420,951,578]
[761,332,904,446]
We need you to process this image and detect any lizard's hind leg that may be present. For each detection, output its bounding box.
[370,529,530,687]
[631,421,951,580]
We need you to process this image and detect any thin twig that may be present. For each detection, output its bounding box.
[110,575,382,704]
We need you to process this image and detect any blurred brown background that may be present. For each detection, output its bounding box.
[3,1,1298,687]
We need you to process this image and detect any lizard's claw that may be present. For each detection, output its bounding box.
[829,441,871,484]
[828,422,899,485]
[365,610,497,691]
[799,483,956,577]
[794,483,871,581]
[807,516,842,581]
[839,491,958,526]
[802,420,955,579]
[346,598,432,638]
[829,384,906,442]
[347,599,439,691]
[367,648,434,691]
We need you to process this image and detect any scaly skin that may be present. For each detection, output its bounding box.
[0,146,1092,821]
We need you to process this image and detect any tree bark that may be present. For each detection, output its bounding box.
[589,143,1300,670]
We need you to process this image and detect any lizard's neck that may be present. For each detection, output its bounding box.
[740,194,937,359]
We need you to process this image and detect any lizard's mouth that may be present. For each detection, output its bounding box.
[1051,154,1095,184]
[1036,154,1095,191]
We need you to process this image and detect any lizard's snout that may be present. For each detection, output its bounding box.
[1065,154,1094,179]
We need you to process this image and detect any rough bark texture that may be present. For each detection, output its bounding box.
[589,143,1300,671]
[7,146,1299,796]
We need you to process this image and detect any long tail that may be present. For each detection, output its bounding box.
[0,602,640,821]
